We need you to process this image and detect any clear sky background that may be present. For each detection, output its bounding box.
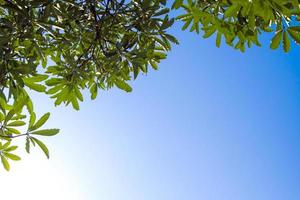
[1,19,300,200]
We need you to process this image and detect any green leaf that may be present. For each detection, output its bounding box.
[31,137,50,159]
[172,0,183,9]
[45,78,63,86]
[47,84,63,94]
[23,74,48,82]
[115,80,132,92]
[203,27,216,38]
[165,34,179,44]
[29,112,36,129]
[149,60,158,70]
[0,113,4,122]
[71,96,80,110]
[224,4,240,18]
[4,146,18,152]
[270,30,283,50]
[287,29,300,44]
[5,110,16,124]
[289,26,300,32]
[1,155,10,171]
[3,152,21,161]
[7,121,26,127]
[23,81,46,92]
[11,114,26,120]
[154,8,170,16]
[30,112,50,131]
[74,86,83,102]
[90,83,98,100]
[25,137,30,154]
[26,98,34,114]
[216,32,222,48]
[2,141,11,149]
[5,95,28,123]
[30,129,59,136]
[6,127,21,135]
[181,17,192,31]
[283,31,290,52]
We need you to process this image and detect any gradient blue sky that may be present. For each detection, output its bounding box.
[1,20,300,200]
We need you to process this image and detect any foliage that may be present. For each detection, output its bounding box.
[176,0,300,52]
[0,0,300,171]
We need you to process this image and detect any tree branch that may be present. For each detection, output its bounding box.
[0,133,28,139]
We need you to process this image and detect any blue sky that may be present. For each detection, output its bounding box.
[1,20,300,200]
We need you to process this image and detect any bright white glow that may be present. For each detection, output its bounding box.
[0,152,84,200]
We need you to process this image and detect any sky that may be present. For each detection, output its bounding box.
[1,18,300,200]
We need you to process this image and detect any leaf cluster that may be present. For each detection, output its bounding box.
[0,89,58,171]
[0,0,176,171]
[175,0,300,52]
[1,0,300,171]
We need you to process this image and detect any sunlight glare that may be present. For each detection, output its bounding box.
[0,152,84,200]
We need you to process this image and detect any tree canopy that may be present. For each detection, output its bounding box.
[0,0,300,171]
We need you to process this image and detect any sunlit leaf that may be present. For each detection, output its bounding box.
[30,129,60,136]
[31,137,50,159]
